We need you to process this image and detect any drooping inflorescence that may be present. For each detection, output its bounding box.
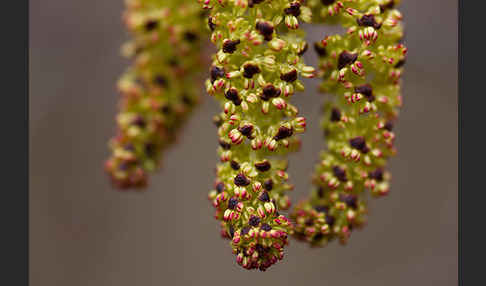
[291,0,406,246]
[105,0,208,189]
[199,0,314,270]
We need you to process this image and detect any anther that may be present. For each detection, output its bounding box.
[228,197,238,209]
[249,215,261,227]
[144,20,158,31]
[321,0,336,5]
[284,2,301,17]
[369,168,384,181]
[258,191,270,202]
[230,160,240,170]
[332,166,348,182]
[210,66,225,83]
[254,160,271,172]
[243,64,261,79]
[260,224,272,231]
[314,42,327,57]
[261,84,281,101]
[357,14,382,29]
[338,51,358,69]
[234,173,251,186]
[256,21,274,41]
[225,88,242,106]
[330,108,341,122]
[274,126,293,141]
[216,182,225,193]
[354,84,375,102]
[263,179,274,191]
[280,69,298,82]
[222,39,241,54]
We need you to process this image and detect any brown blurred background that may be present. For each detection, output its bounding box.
[30,0,457,285]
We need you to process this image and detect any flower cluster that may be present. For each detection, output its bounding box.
[105,0,208,189]
[199,0,314,270]
[291,0,406,246]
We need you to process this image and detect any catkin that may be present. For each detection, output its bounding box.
[200,0,314,270]
[105,0,208,189]
[291,0,407,246]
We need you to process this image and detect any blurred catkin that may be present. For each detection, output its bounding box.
[105,0,209,189]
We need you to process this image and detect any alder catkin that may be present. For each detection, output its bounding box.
[105,0,208,189]
[291,0,407,246]
[199,0,314,270]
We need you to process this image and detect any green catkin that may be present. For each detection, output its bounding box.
[290,0,407,246]
[199,0,314,270]
[105,0,208,189]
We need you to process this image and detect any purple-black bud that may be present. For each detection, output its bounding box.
[248,0,265,8]
[184,31,199,42]
[321,0,336,5]
[263,179,273,191]
[234,173,250,186]
[314,205,329,213]
[380,1,395,13]
[249,215,261,227]
[241,226,251,235]
[325,215,335,226]
[384,121,394,131]
[338,51,358,69]
[284,2,301,17]
[357,14,382,29]
[243,63,261,78]
[144,20,158,31]
[258,191,270,202]
[222,39,240,54]
[354,84,375,102]
[254,160,271,172]
[395,59,406,68]
[238,125,253,138]
[339,194,358,209]
[144,143,155,156]
[208,17,216,31]
[210,66,225,83]
[330,108,341,122]
[298,42,308,56]
[256,21,274,41]
[132,116,146,128]
[314,42,327,57]
[225,88,242,106]
[219,139,231,150]
[369,168,384,181]
[274,126,293,141]
[230,160,240,170]
[216,182,225,193]
[332,166,348,182]
[154,75,168,87]
[260,224,272,231]
[349,136,368,153]
[261,84,281,101]
[228,197,238,209]
[280,69,298,82]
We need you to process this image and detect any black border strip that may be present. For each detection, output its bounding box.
[0,0,28,285]
[459,1,484,285]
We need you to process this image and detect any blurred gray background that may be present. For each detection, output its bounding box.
[30,0,457,285]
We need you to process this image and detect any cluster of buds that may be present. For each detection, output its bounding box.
[105,0,208,189]
[200,0,314,270]
[291,0,406,246]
